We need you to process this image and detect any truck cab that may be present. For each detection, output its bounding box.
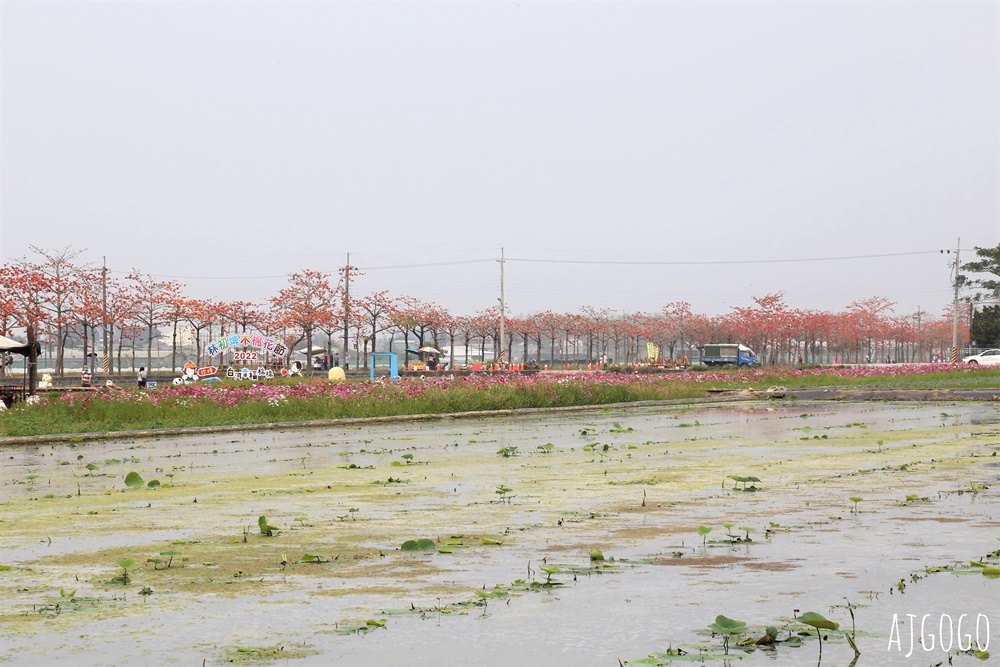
[701,343,757,367]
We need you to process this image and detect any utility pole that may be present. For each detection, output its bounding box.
[102,256,108,376]
[342,253,351,370]
[952,238,961,362]
[915,306,922,362]
[498,247,506,367]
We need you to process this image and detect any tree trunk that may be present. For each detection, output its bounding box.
[146,310,154,374]
[306,328,313,372]
[91,326,98,372]
[26,324,39,393]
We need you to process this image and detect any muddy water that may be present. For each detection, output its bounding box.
[1,400,998,666]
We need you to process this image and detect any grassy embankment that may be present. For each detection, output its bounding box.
[1,365,997,438]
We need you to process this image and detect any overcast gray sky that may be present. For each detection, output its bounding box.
[2,0,997,319]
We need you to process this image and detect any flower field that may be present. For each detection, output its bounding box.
[1,363,998,438]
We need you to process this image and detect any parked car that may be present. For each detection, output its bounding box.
[962,349,1000,365]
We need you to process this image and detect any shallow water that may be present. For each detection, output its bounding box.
[1,400,998,666]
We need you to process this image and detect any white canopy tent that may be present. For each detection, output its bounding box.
[294,346,328,356]
[0,335,33,356]
[0,335,32,401]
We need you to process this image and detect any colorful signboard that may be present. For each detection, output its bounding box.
[226,366,276,381]
[206,334,287,359]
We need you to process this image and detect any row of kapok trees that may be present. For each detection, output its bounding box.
[1,247,968,390]
[492,296,965,367]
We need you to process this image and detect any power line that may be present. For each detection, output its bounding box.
[106,258,494,281]
[360,259,493,271]
[507,250,943,266]
[107,269,288,280]
[102,249,947,281]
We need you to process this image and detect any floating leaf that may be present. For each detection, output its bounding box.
[982,567,1000,578]
[258,515,276,536]
[124,472,144,488]
[401,539,436,551]
[708,614,748,635]
[475,588,509,599]
[158,550,181,567]
[589,548,605,561]
[798,611,839,631]
[299,553,328,563]
[482,538,503,546]
[146,480,160,489]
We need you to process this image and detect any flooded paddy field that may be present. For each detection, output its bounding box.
[1,400,999,666]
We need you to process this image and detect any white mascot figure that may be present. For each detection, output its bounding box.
[174,361,199,385]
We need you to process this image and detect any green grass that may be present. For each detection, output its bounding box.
[2,368,998,439]
[729,369,1000,390]
[0,381,704,438]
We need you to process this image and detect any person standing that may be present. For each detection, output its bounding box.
[138,367,147,389]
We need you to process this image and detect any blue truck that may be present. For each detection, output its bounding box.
[700,343,757,367]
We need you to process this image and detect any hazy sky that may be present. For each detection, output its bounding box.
[2,0,998,320]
